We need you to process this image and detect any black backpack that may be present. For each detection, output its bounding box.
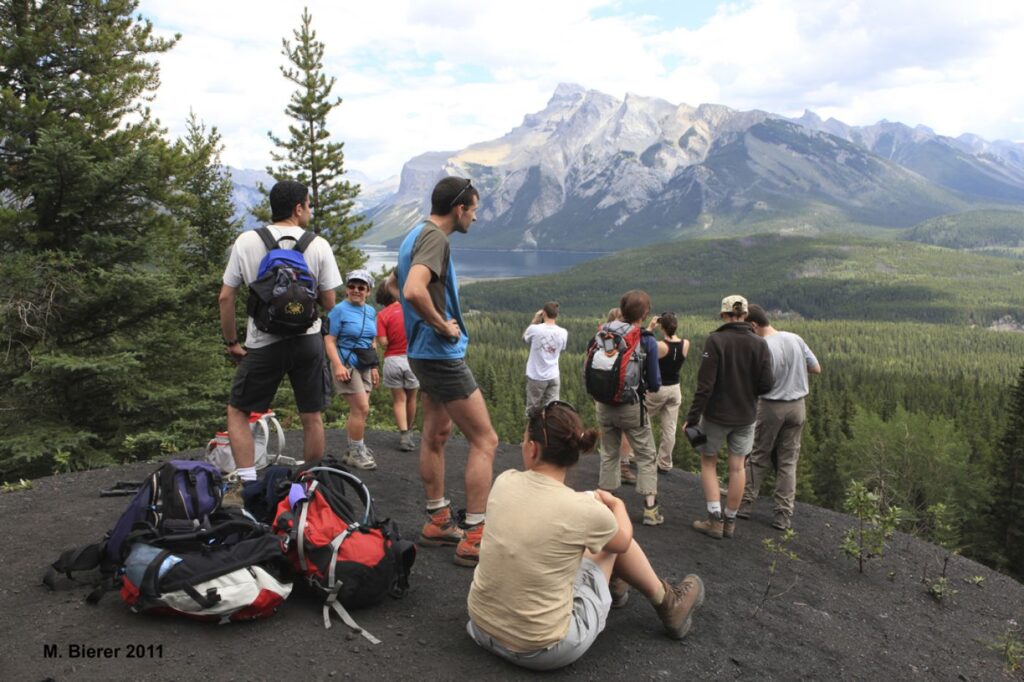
[44,460,223,598]
[247,227,320,336]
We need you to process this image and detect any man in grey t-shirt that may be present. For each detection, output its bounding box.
[740,305,821,530]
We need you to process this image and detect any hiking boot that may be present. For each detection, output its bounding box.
[736,501,752,520]
[657,466,671,475]
[398,431,416,452]
[620,460,637,485]
[343,443,377,471]
[772,511,792,531]
[653,576,705,640]
[642,502,665,526]
[222,478,262,509]
[693,512,724,539]
[610,576,630,608]
[454,521,484,567]
[419,505,464,547]
[723,516,736,539]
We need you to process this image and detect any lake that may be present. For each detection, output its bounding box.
[360,244,609,280]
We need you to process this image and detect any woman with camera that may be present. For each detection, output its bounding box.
[645,313,689,474]
[466,401,705,670]
[325,269,381,470]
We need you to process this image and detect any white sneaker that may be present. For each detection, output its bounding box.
[343,444,377,471]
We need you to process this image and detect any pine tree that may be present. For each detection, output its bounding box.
[0,1,223,477]
[259,7,369,274]
[990,364,1024,580]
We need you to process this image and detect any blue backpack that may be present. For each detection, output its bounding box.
[44,460,223,599]
[246,227,320,336]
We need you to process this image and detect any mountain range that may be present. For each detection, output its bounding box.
[350,83,1024,250]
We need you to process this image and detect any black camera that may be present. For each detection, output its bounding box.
[684,424,707,447]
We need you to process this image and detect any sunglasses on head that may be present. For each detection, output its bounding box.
[449,179,473,208]
[346,282,368,291]
[528,399,579,447]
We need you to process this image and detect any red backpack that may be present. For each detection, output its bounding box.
[584,321,647,405]
[272,466,415,644]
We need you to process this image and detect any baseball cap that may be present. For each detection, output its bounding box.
[720,294,748,314]
[346,269,374,288]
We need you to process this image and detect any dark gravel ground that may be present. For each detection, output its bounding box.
[2,428,1022,681]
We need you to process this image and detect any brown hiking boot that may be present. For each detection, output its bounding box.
[609,576,630,608]
[736,501,752,519]
[420,505,464,547]
[723,516,736,539]
[653,576,705,640]
[693,512,724,539]
[620,460,637,485]
[772,511,792,531]
[453,522,484,567]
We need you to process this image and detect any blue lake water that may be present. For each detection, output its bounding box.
[360,244,609,280]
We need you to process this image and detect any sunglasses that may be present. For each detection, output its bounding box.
[528,399,579,447]
[346,283,368,292]
[449,179,473,208]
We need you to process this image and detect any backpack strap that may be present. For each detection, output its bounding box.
[294,231,316,254]
[255,226,278,252]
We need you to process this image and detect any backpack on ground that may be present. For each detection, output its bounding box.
[206,410,295,474]
[247,227,319,336]
[44,460,223,597]
[272,465,416,644]
[119,507,291,623]
[584,321,648,406]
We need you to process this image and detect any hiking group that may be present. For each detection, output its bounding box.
[216,177,821,671]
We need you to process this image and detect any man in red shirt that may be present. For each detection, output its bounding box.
[375,281,420,451]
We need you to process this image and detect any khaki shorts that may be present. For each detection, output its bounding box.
[333,366,372,394]
[466,558,611,671]
[696,418,755,457]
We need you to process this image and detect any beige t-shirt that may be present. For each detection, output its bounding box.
[222,225,342,349]
[467,469,618,652]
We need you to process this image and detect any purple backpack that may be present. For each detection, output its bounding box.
[45,460,223,597]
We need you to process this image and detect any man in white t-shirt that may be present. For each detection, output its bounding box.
[523,301,569,415]
[218,181,343,498]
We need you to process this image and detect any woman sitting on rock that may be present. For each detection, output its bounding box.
[466,400,705,671]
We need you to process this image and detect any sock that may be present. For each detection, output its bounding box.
[724,508,737,519]
[400,429,409,435]
[350,439,364,448]
[237,466,257,482]
[650,582,666,606]
[426,497,450,511]
[645,494,657,508]
[707,500,722,515]
[465,512,486,526]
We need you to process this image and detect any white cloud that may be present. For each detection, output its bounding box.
[137,0,1024,179]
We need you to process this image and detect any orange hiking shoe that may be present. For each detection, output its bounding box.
[454,521,484,567]
[419,505,464,547]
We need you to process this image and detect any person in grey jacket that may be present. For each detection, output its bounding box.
[682,295,773,540]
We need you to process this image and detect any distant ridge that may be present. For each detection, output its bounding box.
[358,84,1024,251]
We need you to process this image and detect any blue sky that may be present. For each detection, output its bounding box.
[137,0,1024,181]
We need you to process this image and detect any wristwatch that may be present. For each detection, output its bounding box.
[223,338,240,347]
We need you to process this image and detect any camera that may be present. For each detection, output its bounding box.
[684,424,707,447]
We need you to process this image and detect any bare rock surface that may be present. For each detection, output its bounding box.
[2,429,1021,680]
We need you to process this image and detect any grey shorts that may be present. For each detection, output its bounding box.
[229,334,331,414]
[696,418,756,457]
[525,377,560,416]
[466,558,611,671]
[409,357,478,403]
[382,355,420,390]
[333,366,372,395]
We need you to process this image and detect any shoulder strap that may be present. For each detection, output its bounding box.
[295,231,316,254]
[256,227,278,252]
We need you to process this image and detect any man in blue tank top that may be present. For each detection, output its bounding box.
[385,177,498,568]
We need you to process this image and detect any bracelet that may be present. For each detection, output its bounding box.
[223,338,239,347]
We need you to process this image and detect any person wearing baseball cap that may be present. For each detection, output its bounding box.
[325,268,381,470]
[682,295,774,540]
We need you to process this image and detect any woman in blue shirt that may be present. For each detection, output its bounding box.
[326,269,380,470]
